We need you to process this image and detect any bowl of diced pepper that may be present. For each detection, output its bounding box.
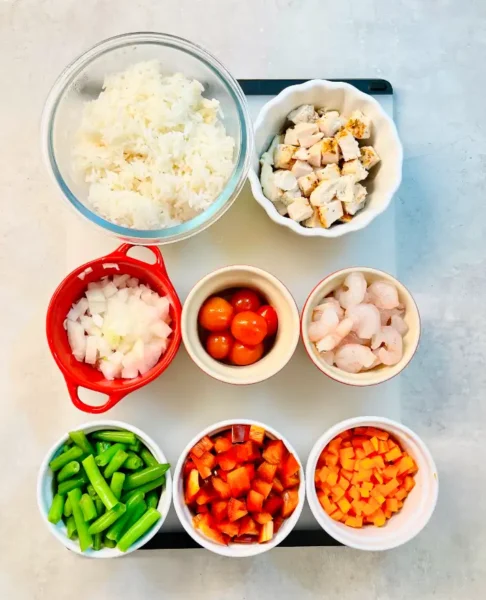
[173,420,305,556]
[306,417,438,551]
[37,421,172,557]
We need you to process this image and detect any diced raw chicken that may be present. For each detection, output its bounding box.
[320,138,340,164]
[336,130,361,161]
[317,110,344,137]
[274,169,298,191]
[345,110,371,139]
[291,160,314,179]
[297,172,318,197]
[274,144,296,169]
[341,159,368,182]
[287,104,318,124]
[360,146,381,169]
[287,197,314,222]
[317,200,344,228]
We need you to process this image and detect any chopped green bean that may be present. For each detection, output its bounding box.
[104,537,116,548]
[87,484,97,497]
[57,473,88,496]
[69,430,95,455]
[123,465,170,491]
[125,499,147,531]
[68,488,92,552]
[117,508,161,552]
[110,472,126,501]
[93,532,102,551]
[95,441,111,455]
[139,448,159,468]
[92,431,137,445]
[146,490,159,510]
[57,461,80,483]
[122,476,165,502]
[49,446,83,472]
[106,491,144,542]
[80,493,98,521]
[124,452,143,471]
[95,443,127,467]
[60,443,72,454]
[88,503,126,535]
[82,455,119,511]
[63,497,72,517]
[104,449,129,480]
[48,494,64,524]
[66,515,77,539]
[127,440,141,453]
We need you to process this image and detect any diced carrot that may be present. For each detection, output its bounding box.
[354,460,361,472]
[370,489,386,505]
[338,476,350,491]
[382,465,399,480]
[382,478,400,496]
[249,425,265,445]
[331,485,345,502]
[337,497,351,514]
[272,477,284,494]
[404,476,416,492]
[387,439,398,449]
[227,466,252,497]
[258,520,274,543]
[330,509,344,521]
[263,495,283,516]
[212,476,231,499]
[365,427,389,440]
[378,440,388,454]
[214,436,232,454]
[317,466,330,484]
[355,448,366,461]
[385,447,402,462]
[362,439,375,456]
[362,481,374,491]
[372,508,386,527]
[190,435,214,458]
[397,455,415,475]
[318,492,337,515]
[370,436,380,451]
[232,425,250,443]
[386,498,399,513]
[262,440,287,465]
[397,500,404,510]
[372,455,385,469]
[328,437,342,455]
[351,499,365,516]
[348,486,360,501]
[359,458,374,470]
[324,453,339,467]
[227,498,248,522]
[211,500,228,522]
[257,461,278,483]
[351,436,367,448]
[217,520,240,537]
[327,471,338,487]
[339,447,355,463]
[281,489,299,518]
[373,471,384,484]
[395,488,408,501]
[254,512,273,525]
[252,479,273,499]
[356,469,373,483]
[185,469,200,503]
[341,458,355,471]
[340,469,354,481]
[247,489,264,513]
[238,515,259,536]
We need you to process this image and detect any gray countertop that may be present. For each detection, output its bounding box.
[1,1,485,598]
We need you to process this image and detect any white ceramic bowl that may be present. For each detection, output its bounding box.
[306,416,439,551]
[173,419,305,557]
[181,265,300,385]
[37,420,172,557]
[248,79,403,238]
[301,267,420,386]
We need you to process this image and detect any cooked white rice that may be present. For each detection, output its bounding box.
[73,61,236,229]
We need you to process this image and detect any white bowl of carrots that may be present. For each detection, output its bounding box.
[37,420,172,557]
[306,417,438,551]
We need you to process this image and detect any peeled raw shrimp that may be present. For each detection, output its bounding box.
[371,326,403,366]
[308,307,339,342]
[334,272,367,309]
[312,298,344,321]
[379,306,404,326]
[391,314,409,337]
[321,351,335,366]
[340,332,371,347]
[367,281,400,310]
[334,344,377,373]
[316,318,354,352]
[346,303,381,339]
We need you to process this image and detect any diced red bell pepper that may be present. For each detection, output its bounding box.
[254,512,273,525]
[214,436,232,454]
[262,439,287,465]
[249,425,266,445]
[243,463,255,482]
[235,441,251,463]
[211,500,228,522]
[190,435,214,458]
[252,479,273,499]
[217,469,228,482]
[256,461,278,483]
[232,424,250,443]
[197,504,209,514]
[281,453,300,477]
[272,477,284,494]
[273,516,284,534]
[228,497,248,522]
[212,476,231,499]
[194,513,228,545]
[195,483,217,505]
[183,459,196,477]
[192,452,216,480]
[238,515,259,536]
[258,521,274,543]
[247,489,264,513]
[216,521,240,537]
[263,495,283,515]
[227,466,252,497]
[281,471,300,489]
[281,489,299,518]
[185,469,200,504]
[217,447,238,471]
[233,534,257,544]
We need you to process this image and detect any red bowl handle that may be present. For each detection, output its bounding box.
[64,376,128,414]
[106,244,168,278]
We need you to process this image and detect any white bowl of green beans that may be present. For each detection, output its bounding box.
[37,420,172,557]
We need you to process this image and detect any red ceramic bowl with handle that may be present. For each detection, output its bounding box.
[46,244,182,414]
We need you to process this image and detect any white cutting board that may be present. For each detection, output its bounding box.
[62,92,398,530]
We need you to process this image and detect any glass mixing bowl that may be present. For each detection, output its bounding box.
[41,32,253,245]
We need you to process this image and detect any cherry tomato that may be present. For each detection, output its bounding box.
[257,305,278,336]
[229,341,264,366]
[206,331,234,360]
[230,311,268,345]
[198,297,234,332]
[230,289,261,313]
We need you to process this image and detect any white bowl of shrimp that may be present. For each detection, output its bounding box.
[301,268,420,386]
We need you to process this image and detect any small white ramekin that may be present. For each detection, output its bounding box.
[173,419,306,557]
[181,266,300,385]
[37,420,172,557]
[301,267,420,386]
[306,417,439,551]
[248,79,403,238]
